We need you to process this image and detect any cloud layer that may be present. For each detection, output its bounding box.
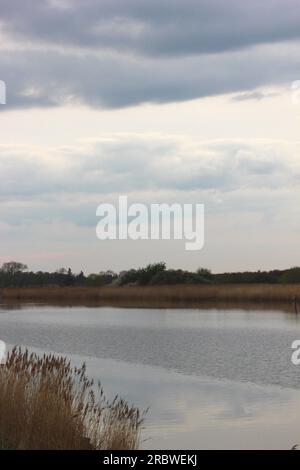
[1,0,300,109]
[2,0,300,56]
[1,134,299,272]
[0,135,299,226]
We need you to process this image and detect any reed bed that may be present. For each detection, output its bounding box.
[0,348,144,450]
[1,284,300,307]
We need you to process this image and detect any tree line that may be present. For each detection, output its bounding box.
[0,261,300,288]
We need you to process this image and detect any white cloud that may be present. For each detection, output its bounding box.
[0,134,299,227]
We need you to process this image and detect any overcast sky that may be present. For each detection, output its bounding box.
[0,0,300,273]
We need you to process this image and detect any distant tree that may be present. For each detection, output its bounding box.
[150,269,210,285]
[56,267,68,275]
[0,261,28,275]
[117,269,139,286]
[85,271,117,287]
[76,270,85,285]
[197,268,212,277]
[65,268,74,286]
[279,267,300,284]
[138,262,166,285]
[0,261,28,287]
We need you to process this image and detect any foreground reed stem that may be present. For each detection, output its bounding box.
[0,348,144,450]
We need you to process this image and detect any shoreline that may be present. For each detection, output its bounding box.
[1,284,300,312]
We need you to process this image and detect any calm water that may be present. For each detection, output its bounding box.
[1,304,300,449]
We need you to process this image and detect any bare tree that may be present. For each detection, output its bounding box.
[0,261,28,275]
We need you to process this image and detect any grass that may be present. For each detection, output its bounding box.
[1,284,300,310]
[0,348,144,450]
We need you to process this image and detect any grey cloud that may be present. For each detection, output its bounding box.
[2,137,298,196]
[0,1,300,109]
[1,0,300,57]
[1,43,300,110]
[231,90,280,102]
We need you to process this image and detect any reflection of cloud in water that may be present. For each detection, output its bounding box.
[2,305,300,448]
[13,347,298,449]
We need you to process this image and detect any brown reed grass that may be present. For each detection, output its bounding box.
[1,284,300,308]
[0,348,144,450]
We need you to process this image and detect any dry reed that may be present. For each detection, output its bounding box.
[0,348,144,450]
[1,284,300,308]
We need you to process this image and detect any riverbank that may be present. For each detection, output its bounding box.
[1,284,300,310]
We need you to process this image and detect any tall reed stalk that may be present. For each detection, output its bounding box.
[0,348,144,450]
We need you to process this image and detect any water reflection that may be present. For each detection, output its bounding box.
[1,305,300,449]
[24,351,299,449]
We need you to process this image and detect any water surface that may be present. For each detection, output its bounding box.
[1,305,300,449]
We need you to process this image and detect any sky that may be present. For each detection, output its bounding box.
[0,0,300,274]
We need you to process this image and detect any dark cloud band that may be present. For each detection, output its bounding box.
[0,0,299,109]
[1,0,300,56]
